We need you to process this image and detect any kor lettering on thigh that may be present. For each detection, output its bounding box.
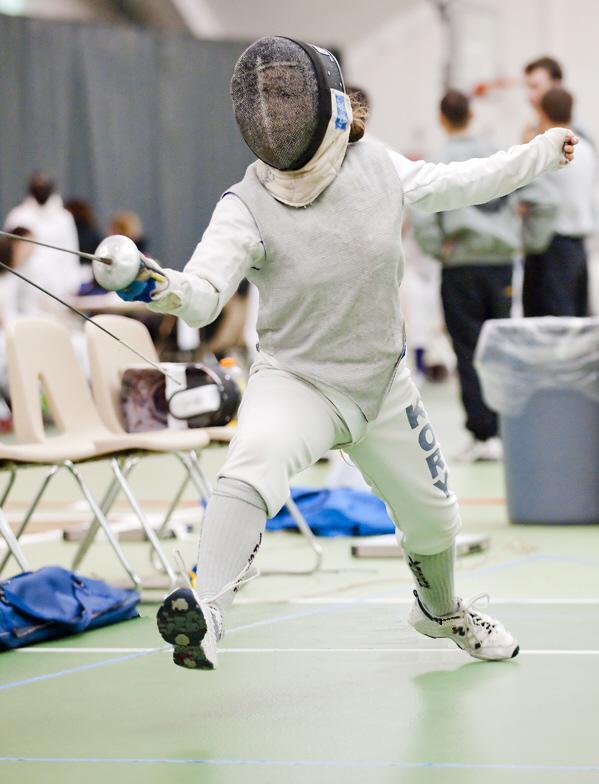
[405,399,450,497]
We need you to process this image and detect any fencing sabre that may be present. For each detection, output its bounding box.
[0,230,181,385]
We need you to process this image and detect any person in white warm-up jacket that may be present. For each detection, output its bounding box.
[115,37,577,672]
[4,171,81,321]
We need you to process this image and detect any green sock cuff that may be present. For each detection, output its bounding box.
[406,545,456,617]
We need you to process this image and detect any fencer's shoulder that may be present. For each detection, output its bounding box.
[346,136,400,173]
[347,135,387,157]
[224,160,261,195]
[341,140,405,202]
[212,188,262,239]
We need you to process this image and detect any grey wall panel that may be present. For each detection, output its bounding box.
[0,14,252,268]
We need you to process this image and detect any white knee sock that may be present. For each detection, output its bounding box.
[405,545,457,616]
[195,477,267,620]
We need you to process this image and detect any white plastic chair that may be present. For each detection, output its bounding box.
[79,316,212,563]
[1,318,209,587]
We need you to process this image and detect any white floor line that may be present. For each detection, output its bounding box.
[236,597,599,606]
[235,596,599,607]
[219,648,599,656]
[14,647,162,654]
[13,647,599,656]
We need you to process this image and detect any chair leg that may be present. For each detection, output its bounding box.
[0,469,17,507]
[110,458,177,588]
[151,468,193,575]
[262,497,323,576]
[151,449,210,576]
[188,449,213,500]
[72,452,203,586]
[0,465,59,575]
[156,472,190,539]
[63,460,141,589]
[71,458,137,571]
[175,451,211,505]
[0,507,30,573]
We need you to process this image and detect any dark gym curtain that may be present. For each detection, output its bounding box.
[0,14,253,268]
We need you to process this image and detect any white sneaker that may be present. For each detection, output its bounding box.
[408,590,519,661]
[156,557,258,671]
[156,588,221,670]
[454,436,502,463]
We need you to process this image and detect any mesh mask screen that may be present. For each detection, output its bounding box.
[231,37,321,171]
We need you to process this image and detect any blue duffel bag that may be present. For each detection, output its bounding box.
[268,487,395,537]
[0,566,140,650]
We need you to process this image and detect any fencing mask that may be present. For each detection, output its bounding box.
[231,36,346,171]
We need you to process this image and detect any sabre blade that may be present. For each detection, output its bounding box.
[0,230,112,265]
[0,259,182,386]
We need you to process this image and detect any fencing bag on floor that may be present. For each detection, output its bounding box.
[120,362,241,432]
[268,487,396,537]
[0,567,139,651]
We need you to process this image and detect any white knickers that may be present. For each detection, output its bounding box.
[219,361,461,555]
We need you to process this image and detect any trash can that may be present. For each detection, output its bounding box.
[475,317,599,525]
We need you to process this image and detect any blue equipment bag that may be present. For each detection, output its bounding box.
[268,487,395,537]
[0,566,140,651]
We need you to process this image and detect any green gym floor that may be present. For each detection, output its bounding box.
[1,379,598,784]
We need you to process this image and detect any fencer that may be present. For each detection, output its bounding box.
[116,37,577,670]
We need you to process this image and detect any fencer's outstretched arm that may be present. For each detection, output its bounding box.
[147,194,263,328]
[393,128,576,213]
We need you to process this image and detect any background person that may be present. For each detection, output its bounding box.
[523,88,596,317]
[0,227,33,401]
[65,198,102,258]
[108,211,148,255]
[523,56,593,145]
[4,171,81,322]
[410,90,558,461]
[0,227,33,325]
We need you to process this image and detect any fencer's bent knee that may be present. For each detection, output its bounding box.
[217,431,296,517]
[212,476,267,513]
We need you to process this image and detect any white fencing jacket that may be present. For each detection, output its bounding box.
[149,128,571,416]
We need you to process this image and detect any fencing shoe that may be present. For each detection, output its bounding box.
[408,590,519,661]
[454,436,503,463]
[157,555,258,671]
[157,587,222,670]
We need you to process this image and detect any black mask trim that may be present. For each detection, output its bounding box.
[279,38,346,171]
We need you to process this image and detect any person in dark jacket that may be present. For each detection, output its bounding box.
[411,90,558,461]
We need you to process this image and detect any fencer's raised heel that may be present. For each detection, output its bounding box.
[408,590,520,661]
[157,554,259,671]
[156,588,218,670]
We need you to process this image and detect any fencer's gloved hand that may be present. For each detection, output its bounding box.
[542,127,579,167]
[138,254,166,280]
[116,254,167,302]
[561,131,578,164]
[117,277,157,302]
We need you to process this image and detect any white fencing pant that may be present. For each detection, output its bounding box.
[220,363,461,555]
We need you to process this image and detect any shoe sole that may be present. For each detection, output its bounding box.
[156,588,214,671]
[416,628,520,661]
